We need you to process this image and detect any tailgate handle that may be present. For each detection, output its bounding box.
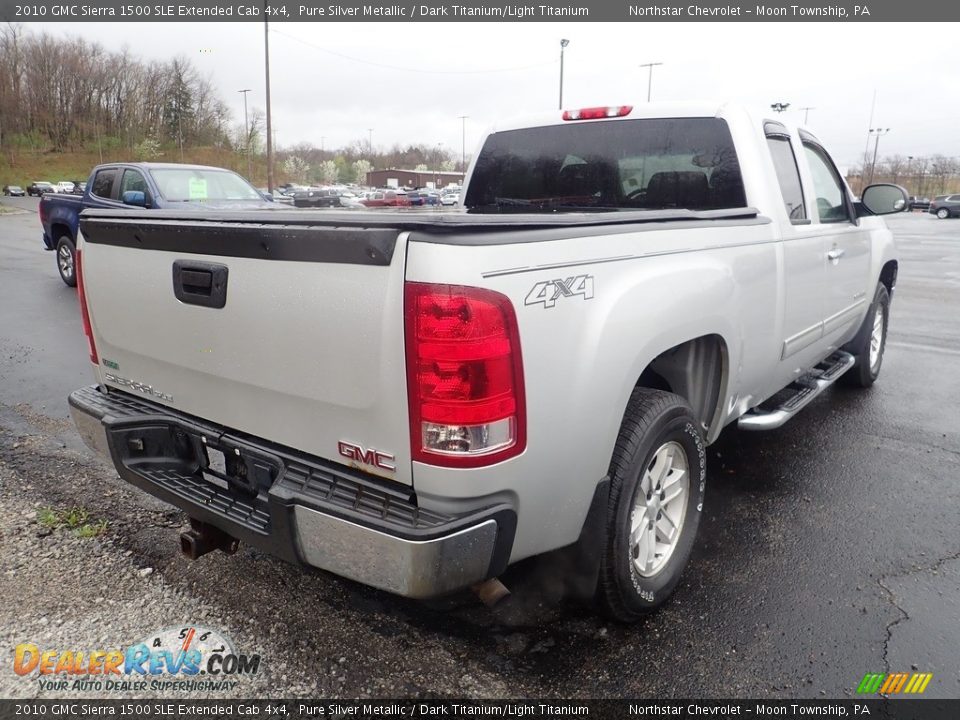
[173,261,228,309]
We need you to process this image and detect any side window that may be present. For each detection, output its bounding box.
[91,169,117,199]
[802,143,850,223]
[119,169,148,196]
[766,136,807,222]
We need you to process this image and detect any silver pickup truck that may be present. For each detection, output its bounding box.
[69,102,904,621]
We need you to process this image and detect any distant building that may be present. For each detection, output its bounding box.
[365,169,464,189]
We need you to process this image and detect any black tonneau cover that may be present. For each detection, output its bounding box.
[80,205,760,232]
[78,206,768,265]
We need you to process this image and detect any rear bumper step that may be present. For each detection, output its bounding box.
[738,351,856,431]
[68,385,515,598]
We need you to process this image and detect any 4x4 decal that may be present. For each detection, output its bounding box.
[524,275,594,308]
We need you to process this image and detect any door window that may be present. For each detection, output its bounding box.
[119,169,148,196]
[803,143,850,223]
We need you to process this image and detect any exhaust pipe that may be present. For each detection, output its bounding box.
[472,577,511,608]
[180,518,240,560]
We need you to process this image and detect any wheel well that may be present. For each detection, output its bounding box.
[634,335,727,434]
[51,223,73,243]
[879,260,898,294]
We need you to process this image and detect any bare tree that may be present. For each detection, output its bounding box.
[929,155,958,195]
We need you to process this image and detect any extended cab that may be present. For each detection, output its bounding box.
[68,103,904,620]
[39,163,273,286]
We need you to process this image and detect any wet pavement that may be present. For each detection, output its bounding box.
[0,197,957,698]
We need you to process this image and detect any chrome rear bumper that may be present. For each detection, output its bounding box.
[68,385,515,598]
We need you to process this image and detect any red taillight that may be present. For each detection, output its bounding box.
[75,249,99,365]
[562,105,633,121]
[405,282,525,468]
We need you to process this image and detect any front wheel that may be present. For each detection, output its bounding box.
[597,388,706,622]
[841,282,889,388]
[936,208,950,219]
[56,236,77,287]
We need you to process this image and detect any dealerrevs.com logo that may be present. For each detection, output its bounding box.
[13,626,261,693]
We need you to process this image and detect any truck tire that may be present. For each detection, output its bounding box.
[56,236,77,287]
[840,282,889,388]
[597,388,706,622]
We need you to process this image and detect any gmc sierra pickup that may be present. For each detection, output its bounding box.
[68,102,905,621]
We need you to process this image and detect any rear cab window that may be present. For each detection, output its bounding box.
[764,123,807,223]
[91,169,118,199]
[464,117,746,213]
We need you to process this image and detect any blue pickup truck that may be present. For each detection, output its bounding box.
[40,162,275,286]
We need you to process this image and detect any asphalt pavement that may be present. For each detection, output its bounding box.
[0,196,958,699]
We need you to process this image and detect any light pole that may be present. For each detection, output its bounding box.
[638,62,663,102]
[558,39,569,110]
[238,88,252,180]
[263,10,274,192]
[770,102,790,113]
[867,128,890,185]
[367,128,373,155]
[799,106,815,124]
[458,115,468,175]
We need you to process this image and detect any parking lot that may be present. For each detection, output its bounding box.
[0,197,958,698]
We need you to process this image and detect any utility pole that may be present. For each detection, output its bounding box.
[367,128,373,155]
[639,62,663,102]
[458,115,468,175]
[867,128,890,185]
[320,136,326,153]
[264,9,274,192]
[861,89,877,194]
[238,88,252,180]
[559,39,569,110]
[799,106,815,124]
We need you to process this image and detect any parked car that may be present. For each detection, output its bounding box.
[39,162,276,286]
[258,187,295,206]
[68,102,902,621]
[291,187,360,208]
[27,181,55,196]
[360,189,412,208]
[928,194,960,219]
[907,196,930,211]
[3,185,25,197]
[440,189,459,206]
[55,181,75,194]
[408,190,441,207]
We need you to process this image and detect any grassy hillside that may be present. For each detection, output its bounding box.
[0,147,275,188]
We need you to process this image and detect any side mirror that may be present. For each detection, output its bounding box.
[859,184,908,216]
[121,190,146,207]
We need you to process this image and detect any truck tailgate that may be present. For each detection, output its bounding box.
[78,213,413,485]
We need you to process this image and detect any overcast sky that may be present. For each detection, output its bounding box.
[32,21,959,168]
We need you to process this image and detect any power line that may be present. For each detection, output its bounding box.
[270,29,556,75]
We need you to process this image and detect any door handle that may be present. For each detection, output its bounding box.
[827,248,845,262]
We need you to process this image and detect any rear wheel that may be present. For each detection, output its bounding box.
[936,207,950,219]
[597,388,706,622]
[841,282,889,388]
[56,236,77,287]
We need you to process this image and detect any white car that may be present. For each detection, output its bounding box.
[439,191,459,206]
[55,181,75,194]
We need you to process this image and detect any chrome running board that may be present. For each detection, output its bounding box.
[738,350,856,431]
